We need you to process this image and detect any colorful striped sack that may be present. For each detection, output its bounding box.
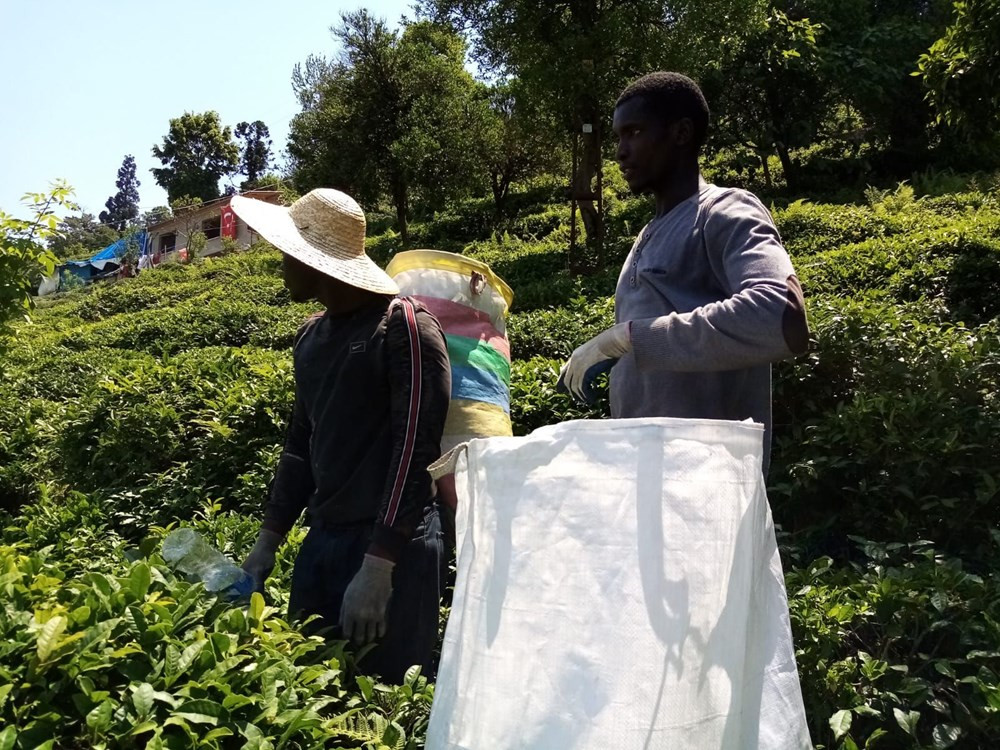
[386,250,514,462]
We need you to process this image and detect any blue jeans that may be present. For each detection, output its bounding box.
[288,506,445,684]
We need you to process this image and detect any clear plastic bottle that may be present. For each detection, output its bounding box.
[161,528,255,599]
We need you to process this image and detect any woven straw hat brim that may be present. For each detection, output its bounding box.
[230,195,399,295]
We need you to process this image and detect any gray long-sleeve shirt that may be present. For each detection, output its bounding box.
[611,180,808,471]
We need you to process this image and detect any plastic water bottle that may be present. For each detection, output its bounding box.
[161,528,255,600]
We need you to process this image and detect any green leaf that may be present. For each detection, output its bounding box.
[86,699,113,734]
[864,728,888,748]
[829,709,853,740]
[173,699,221,725]
[133,682,154,718]
[128,563,152,600]
[249,591,264,622]
[36,615,67,662]
[127,721,158,737]
[931,723,962,748]
[176,640,206,675]
[151,690,179,708]
[893,708,919,736]
[356,674,374,702]
[165,644,181,676]
[0,727,17,750]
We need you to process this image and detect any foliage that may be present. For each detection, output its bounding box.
[169,197,206,263]
[151,112,240,203]
[3,176,1000,746]
[703,8,828,189]
[288,13,486,245]
[49,212,120,261]
[477,80,565,215]
[0,182,77,344]
[234,121,273,188]
[918,0,1000,149]
[0,516,435,748]
[788,542,1000,750]
[100,154,142,232]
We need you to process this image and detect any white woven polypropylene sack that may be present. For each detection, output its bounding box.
[427,418,810,750]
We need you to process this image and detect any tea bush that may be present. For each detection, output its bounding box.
[788,542,1000,750]
[2,182,1000,748]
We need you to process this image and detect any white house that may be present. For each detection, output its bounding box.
[146,190,284,262]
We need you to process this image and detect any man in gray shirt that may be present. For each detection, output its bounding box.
[559,72,808,471]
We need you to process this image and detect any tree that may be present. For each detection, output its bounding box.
[0,182,76,343]
[288,12,484,245]
[788,0,952,173]
[479,81,564,215]
[169,197,205,263]
[918,0,1000,150]
[235,120,273,187]
[292,54,336,110]
[142,206,172,227]
[151,111,239,203]
[701,8,828,189]
[48,213,119,261]
[420,0,760,251]
[99,155,141,231]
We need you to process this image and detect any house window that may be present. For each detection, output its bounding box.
[158,233,176,253]
[202,215,221,240]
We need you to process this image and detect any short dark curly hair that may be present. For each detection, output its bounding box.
[616,72,710,150]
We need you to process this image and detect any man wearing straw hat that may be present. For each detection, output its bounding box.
[233,188,452,683]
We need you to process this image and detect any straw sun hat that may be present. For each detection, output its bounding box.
[230,188,399,295]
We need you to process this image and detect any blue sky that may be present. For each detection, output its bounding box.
[0,0,414,219]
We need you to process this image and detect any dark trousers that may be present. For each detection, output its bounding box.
[288,506,445,684]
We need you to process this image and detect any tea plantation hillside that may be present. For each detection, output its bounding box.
[2,179,999,748]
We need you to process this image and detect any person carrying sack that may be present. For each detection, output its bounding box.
[233,188,451,683]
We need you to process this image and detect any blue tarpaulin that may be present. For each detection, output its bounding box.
[88,231,149,266]
[43,232,152,293]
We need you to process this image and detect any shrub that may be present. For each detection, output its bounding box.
[789,542,1000,750]
[510,356,608,435]
[0,539,433,749]
[508,297,615,360]
[770,297,1000,562]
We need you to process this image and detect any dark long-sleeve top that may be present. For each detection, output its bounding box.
[261,296,451,562]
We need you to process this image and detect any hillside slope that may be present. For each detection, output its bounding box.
[2,183,999,748]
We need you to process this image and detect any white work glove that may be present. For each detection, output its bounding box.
[241,529,283,592]
[557,323,631,404]
[340,554,395,644]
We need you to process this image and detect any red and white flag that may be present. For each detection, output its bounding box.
[221,205,237,239]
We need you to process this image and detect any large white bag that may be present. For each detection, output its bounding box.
[427,418,810,750]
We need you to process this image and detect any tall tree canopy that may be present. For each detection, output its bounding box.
[151,111,239,203]
[918,0,1000,149]
[235,121,273,187]
[479,80,565,215]
[288,12,485,245]
[420,0,760,243]
[99,155,141,232]
[701,9,827,189]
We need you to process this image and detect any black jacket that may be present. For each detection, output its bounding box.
[261,296,451,561]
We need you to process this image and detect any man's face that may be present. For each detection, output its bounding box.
[613,96,692,194]
[282,253,318,303]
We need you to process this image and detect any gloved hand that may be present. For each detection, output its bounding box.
[557,322,631,404]
[241,529,283,592]
[341,554,395,644]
